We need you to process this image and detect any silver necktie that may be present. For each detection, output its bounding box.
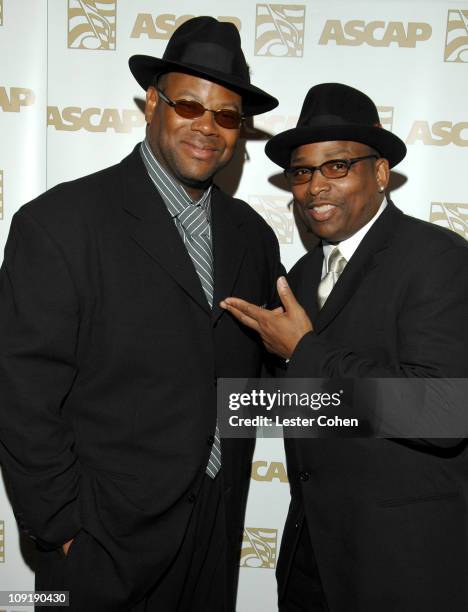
[317,247,347,310]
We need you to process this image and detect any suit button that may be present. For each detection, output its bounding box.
[207,435,215,445]
[188,493,196,503]
[299,471,310,482]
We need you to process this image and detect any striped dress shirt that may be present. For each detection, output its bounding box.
[140,138,212,248]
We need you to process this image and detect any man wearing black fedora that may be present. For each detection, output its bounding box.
[0,16,280,612]
[222,83,468,611]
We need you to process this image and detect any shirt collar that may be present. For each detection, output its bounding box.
[140,138,212,219]
[322,197,388,269]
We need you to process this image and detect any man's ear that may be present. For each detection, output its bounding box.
[376,157,390,190]
[145,86,158,125]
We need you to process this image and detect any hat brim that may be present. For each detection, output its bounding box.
[129,55,278,117]
[265,125,407,169]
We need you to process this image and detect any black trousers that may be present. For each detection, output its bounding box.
[279,519,329,612]
[35,474,226,612]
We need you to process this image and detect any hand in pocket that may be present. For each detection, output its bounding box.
[62,538,74,556]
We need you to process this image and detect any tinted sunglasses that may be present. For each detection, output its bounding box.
[157,89,244,129]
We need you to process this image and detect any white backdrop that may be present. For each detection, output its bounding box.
[1,1,467,610]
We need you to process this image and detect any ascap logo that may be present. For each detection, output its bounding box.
[249,196,294,244]
[319,20,432,47]
[68,0,116,50]
[0,87,35,113]
[444,10,468,62]
[47,106,145,133]
[377,106,394,132]
[0,520,4,562]
[130,14,241,39]
[241,527,278,569]
[406,121,468,146]
[0,171,3,221]
[430,202,468,239]
[255,4,306,57]
[251,460,288,482]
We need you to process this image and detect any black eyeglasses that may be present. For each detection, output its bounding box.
[284,155,379,186]
[157,89,244,129]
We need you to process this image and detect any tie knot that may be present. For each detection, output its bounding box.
[177,204,210,237]
[327,247,347,275]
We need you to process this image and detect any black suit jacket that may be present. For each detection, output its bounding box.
[0,146,282,606]
[278,202,468,611]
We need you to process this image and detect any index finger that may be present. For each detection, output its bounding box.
[220,297,267,322]
[219,300,261,332]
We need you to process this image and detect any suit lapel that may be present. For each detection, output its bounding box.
[315,201,403,333]
[295,246,323,324]
[210,187,246,325]
[121,147,210,314]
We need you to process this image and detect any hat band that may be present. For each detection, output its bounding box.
[298,113,379,129]
[165,42,237,75]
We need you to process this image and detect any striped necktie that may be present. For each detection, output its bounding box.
[317,247,347,310]
[177,204,221,478]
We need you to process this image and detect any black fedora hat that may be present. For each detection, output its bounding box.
[129,16,278,117]
[265,83,406,168]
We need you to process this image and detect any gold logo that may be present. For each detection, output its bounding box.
[0,171,3,221]
[319,20,431,47]
[0,87,35,113]
[249,195,294,244]
[241,527,278,569]
[68,0,116,50]
[430,202,468,239]
[406,121,468,146]
[377,106,394,132]
[444,10,468,62]
[255,4,306,57]
[0,0,3,26]
[47,106,145,133]
[0,520,4,562]
[130,13,240,39]
[252,460,288,482]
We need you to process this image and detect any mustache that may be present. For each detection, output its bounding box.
[183,137,220,151]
